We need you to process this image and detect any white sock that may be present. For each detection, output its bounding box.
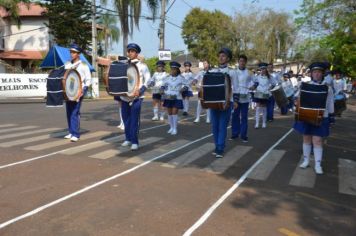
[262,107,267,124]
[119,107,123,124]
[255,107,260,126]
[184,99,189,112]
[153,107,158,117]
[196,101,202,118]
[303,143,312,161]
[160,111,165,118]
[168,115,173,129]
[173,115,178,130]
[314,146,323,167]
[206,109,211,122]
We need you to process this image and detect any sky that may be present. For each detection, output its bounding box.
[101,0,304,58]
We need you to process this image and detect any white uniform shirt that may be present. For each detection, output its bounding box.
[162,74,189,100]
[64,60,92,88]
[120,59,151,102]
[233,68,253,103]
[253,75,274,96]
[333,78,346,95]
[149,71,168,94]
[194,70,208,88]
[209,65,237,102]
[281,79,295,98]
[182,71,195,92]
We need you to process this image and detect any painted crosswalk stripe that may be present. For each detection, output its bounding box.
[0,124,16,128]
[0,128,61,140]
[0,125,37,134]
[0,131,68,147]
[124,139,189,164]
[61,135,121,155]
[204,145,252,174]
[89,137,163,159]
[161,142,215,168]
[339,158,356,196]
[289,156,316,188]
[248,150,286,180]
[25,131,110,151]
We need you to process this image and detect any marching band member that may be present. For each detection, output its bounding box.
[149,61,168,121]
[209,48,236,158]
[332,69,347,117]
[266,63,280,122]
[181,61,195,116]
[161,61,189,135]
[230,54,252,142]
[294,62,334,174]
[64,44,91,142]
[280,73,295,115]
[193,59,211,123]
[251,63,276,129]
[120,43,151,150]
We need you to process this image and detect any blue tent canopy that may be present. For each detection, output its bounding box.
[40,45,95,72]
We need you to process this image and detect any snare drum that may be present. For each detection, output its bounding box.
[270,85,289,108]
[105,61,140,98]
[198,72,231,110]
[254,91,270,99]
[62,69,83,101]
[281,81,295,98]
[295,82,328,126]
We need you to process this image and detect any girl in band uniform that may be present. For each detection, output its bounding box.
[181,61,194,116]
[149,61,168,121]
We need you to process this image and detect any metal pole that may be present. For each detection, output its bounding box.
[159,0,166,50]
[91,0,98,77]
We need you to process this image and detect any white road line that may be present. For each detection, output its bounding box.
[0,126,37,134]
[0,128,61,140]
[0,124,16,128]
[0,131,68,148]
[0,116,197,170]
[0,133,213,230]
[89,137,163,160]
[338,158,356,196]
[205,145,252,174]
[161,142,215,168]
[183,128,293,236]
[248,150,286,180]
[289,155,316,188]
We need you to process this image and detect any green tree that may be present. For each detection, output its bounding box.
[42,0,92,52]
[0,0,31,28]
[295,0,356,77]
[182,8,236,65]
[97,13,120,56]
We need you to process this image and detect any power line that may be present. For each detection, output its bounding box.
[180,0,193,9]
[0,26,47,38]
[166,20,182,29]
[166,0,177,14]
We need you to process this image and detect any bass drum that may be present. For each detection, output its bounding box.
[62,69,83,101]
[270,85,289,108]
[105,62,140,98]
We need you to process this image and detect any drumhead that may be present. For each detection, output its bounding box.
[127,64,139,95]
[64,69,82,101]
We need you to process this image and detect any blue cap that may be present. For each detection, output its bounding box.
[283,73,290,78]
[156,60,166,67]
[218,47,232,60]
[258,62,268,69]
[169,61,181,68]
[127,43,141,53]
[184,61,192,67]
[309,62,326,71]
[69,43,82,53]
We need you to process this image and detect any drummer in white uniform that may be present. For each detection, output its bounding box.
[181,61,195,116]
[149,60,168,121]
[64,43,91,142]
[280,73,295,115]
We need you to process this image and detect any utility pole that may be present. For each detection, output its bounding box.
[159,0,166,50]
[91,0,98,77]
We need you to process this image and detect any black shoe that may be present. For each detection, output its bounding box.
[183,112,188,116]
[229,135,238,141]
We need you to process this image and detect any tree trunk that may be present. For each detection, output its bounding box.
[123,33,128,57]
[104,32,109,56]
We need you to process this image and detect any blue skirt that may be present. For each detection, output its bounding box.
[293,118,330,137]
[253,98,268,104]
[182,91,193,98]
[152,93,162,100]
[163,99,184,109]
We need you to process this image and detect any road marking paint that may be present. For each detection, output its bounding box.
[0,128,61,140]
[338,158,356,196]
[0,124,16,128]
[161,143,214,168]
[248,150,285,180]
[0,131,68,148]
[183,128,293,236]
[205,145,252,174]
[25,131,111,151]
[0,126,37,134]
[0,133,213,229]
[289,156,316,188]
[278,228,301,236]
[295,192,356,211]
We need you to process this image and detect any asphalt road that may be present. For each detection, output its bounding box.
[0,96,355,236]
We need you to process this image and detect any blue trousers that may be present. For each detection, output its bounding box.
[210,105,232,153]
[65,88,87,138]
[267,96,275,121]
[280,99,294,115]
[231,102,249,139]
[121,98,143,145]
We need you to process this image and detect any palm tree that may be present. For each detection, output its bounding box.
[97,13,120,56]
